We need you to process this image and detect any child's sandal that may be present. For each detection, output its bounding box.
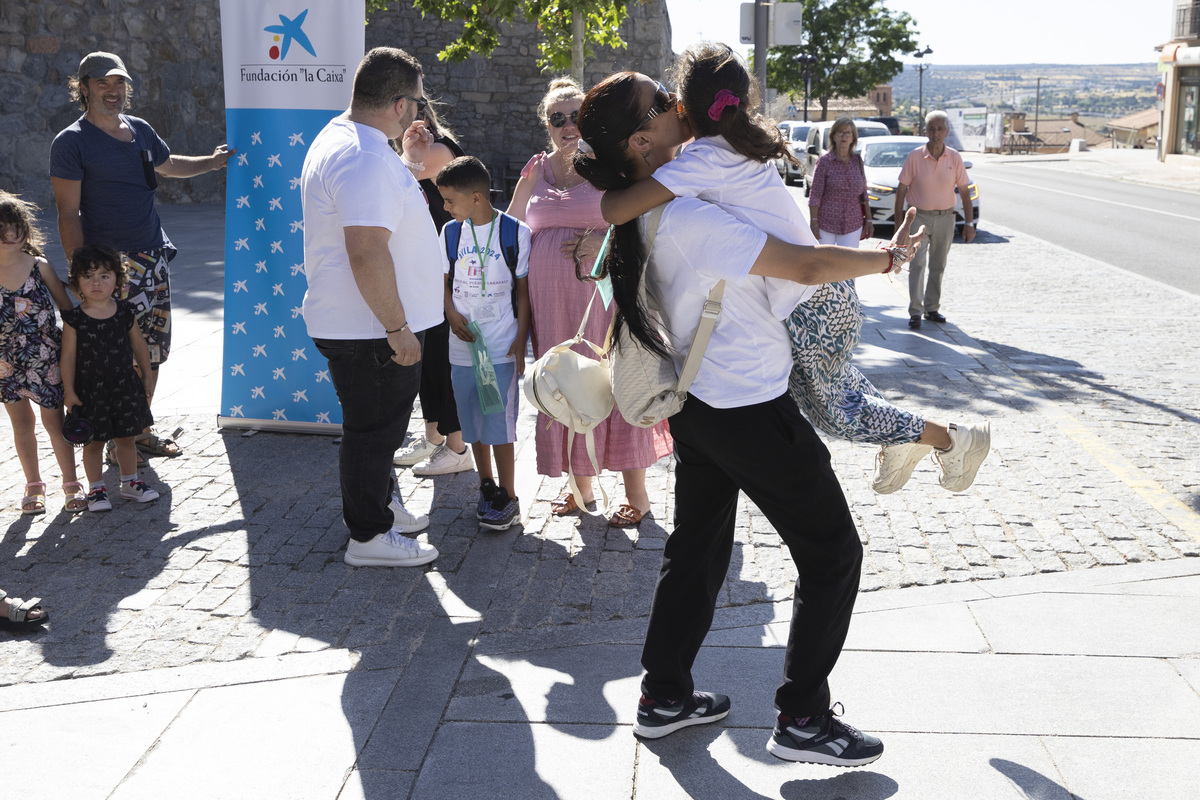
[21,482,47,515]
[62,481,88,513]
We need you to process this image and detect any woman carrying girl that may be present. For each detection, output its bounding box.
[508,77,671,527]
[600,43,990,495]
[575,68,923,766]
[61,244,161,511]
[0,192,84,514]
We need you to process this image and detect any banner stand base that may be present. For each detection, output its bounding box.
[217,416,343,436]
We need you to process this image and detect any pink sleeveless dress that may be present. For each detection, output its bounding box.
[520,152,672,477]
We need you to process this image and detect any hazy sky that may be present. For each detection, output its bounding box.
[665,0,1171,65]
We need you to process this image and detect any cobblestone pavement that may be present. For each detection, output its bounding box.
[2,214,1196,687]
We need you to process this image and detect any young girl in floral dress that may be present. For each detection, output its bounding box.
[0,192,84,515]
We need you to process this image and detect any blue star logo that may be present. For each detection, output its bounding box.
[264,10,317,60]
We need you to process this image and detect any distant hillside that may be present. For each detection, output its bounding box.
[887,63,1159,122]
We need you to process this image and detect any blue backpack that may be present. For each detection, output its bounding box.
[444,213,521,317]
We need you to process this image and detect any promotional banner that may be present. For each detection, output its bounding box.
[218,0,364,431]
[946,107,988,152]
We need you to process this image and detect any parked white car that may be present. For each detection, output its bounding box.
[775,121,814,185]
[859,135,980,232]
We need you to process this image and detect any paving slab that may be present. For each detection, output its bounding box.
[969,591,1200,657]
[109,671,397,800]
[413,721,636,800]
[1040,736,1200,800]
[0,690,193,800]
[634,729,1071,800]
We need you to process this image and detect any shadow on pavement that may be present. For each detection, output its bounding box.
[991,757,1082,799]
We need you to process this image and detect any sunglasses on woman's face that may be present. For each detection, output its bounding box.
[637,82,676,130]
[549,110,580,128]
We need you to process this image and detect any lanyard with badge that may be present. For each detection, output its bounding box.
[463,212,498,297]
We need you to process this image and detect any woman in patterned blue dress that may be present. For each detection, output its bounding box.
[0,192,84,515]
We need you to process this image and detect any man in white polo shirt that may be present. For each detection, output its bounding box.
[894,110,975,330]
[301,47,443,567]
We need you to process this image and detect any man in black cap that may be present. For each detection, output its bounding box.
[49,51,234,458]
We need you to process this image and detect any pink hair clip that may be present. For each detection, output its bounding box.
[708,89,740,121]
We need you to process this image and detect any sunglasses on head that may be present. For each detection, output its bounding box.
[637,82,675,130]
[549,110,580,128]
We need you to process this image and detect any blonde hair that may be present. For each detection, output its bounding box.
[537,76,584,126]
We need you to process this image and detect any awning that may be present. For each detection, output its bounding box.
[1160,43,1200,64]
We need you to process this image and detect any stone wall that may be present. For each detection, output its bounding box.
[1,0,673,211]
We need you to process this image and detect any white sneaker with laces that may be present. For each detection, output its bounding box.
[936,421,992,492]
[412,443,474,476]
[870,442,933,494]
[389,493,429,533]
[120,479,160,503]
[394,435,441,467]
[344,528,438,567]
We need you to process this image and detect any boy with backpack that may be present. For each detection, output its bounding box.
[437,156,531,530]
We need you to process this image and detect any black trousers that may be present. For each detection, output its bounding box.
[417,318,460,436]
[314,333,423,542]
[640,392,863,717]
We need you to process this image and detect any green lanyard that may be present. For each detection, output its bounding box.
[468,212,498,296]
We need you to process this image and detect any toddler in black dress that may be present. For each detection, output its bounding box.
[61,245,161,512]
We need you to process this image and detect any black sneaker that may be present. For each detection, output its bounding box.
[480,488,519,531]
[633,691,731,739]
[923,310,947,324]
[908,315,922,329]
[477,479,500,520]
[767,703,883,767]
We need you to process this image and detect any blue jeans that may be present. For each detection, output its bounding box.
[313,334,423,542]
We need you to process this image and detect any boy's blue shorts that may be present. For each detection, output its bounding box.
[450,362,519,446]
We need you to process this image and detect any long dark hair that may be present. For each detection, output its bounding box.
[671,42,794,166]
[573,73,672,359]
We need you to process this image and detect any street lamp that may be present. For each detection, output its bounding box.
[797,54,818,122]
[913,45,933,135]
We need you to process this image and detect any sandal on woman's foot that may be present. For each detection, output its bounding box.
[62,481,88,513]
[21,482,46,515]
[0,591,49,632]
[550,491,579,516]
[608,503,647,528]
[106,441,147,469]
[135,432,182,458]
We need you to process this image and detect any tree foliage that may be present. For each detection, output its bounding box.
[366,0,635,72]
[766,0,918,120]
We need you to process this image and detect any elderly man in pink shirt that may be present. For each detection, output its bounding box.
[894,110,975,330]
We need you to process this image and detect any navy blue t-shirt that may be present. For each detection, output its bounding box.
[49,114,174,254]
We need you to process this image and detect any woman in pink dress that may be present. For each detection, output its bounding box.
[508,77,671,527]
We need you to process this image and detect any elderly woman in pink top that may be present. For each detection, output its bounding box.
[507,77,671,527]
[807,118,873,246]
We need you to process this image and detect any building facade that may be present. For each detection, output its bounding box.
[1158,0,1200,159]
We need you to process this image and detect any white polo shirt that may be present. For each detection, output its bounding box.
[301,117,444,339]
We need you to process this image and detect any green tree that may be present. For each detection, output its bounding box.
[765,0,918,121]
[366,0,636,76]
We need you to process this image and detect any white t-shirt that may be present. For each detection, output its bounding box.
[300,117,443,339]
[641,197,796,409]
[653,135,817,318]
[441,213,531,366]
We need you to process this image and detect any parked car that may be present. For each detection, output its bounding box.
[802,119,891,196]
[866,116,901,135]
[775,121,813,185]
[859,135,980,233]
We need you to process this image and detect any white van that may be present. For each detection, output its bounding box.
[802,119,891,196]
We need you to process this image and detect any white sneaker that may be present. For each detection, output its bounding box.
[394,435,441,467]
[870,442,933,494]
[936,421,992,492]
[389,493,429,533]
[344,529,438,567]
[120,479,160,503]
[412,443,474,476]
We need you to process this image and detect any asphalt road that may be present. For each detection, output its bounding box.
[967,162,1200,297]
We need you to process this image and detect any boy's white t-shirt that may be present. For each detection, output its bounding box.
[440,212,531,366]
[641,198,798,409]
[652,135,818,319]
